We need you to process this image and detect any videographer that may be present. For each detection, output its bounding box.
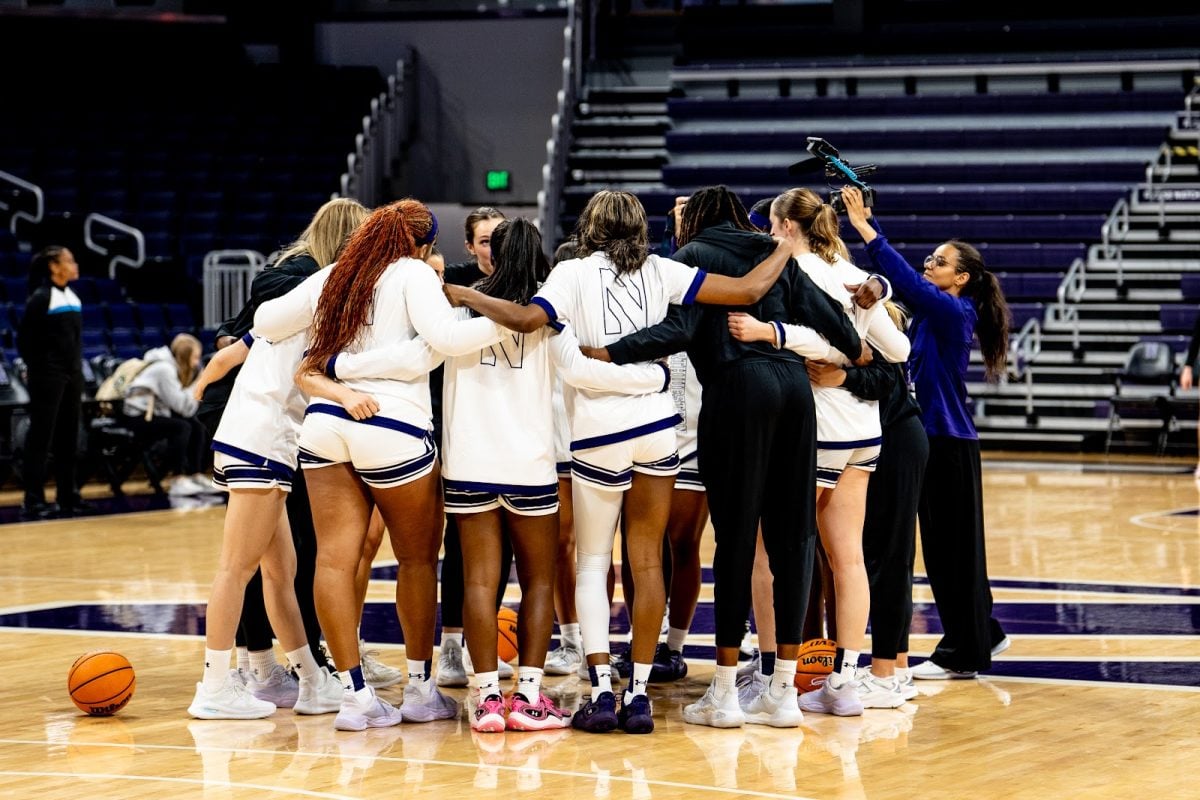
[840,185,1011,681]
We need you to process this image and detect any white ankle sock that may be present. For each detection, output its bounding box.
[561,623,581,648]
[630,662,651,697]
[589,663,613,700]
[249,649,277,681]
[667,627,688,652]
[771,659,797,696]
[203,647,232,691]
[516,666,543,702]
[286,646,320,683]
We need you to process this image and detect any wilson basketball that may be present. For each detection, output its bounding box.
[795,638,837,693]
[68,651,136,716]
[497,606,519,663]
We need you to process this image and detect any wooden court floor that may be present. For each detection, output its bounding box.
[1,453,1198,799]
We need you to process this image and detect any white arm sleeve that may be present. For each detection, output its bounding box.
[253,269,326,342]
[406,268,509,356]
[861,305,911,363]
[548,325,668,394]
[778,323,835,360]
[331,338,445,381]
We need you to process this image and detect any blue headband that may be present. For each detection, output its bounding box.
[416,211,439,245]
[748,210,770,230]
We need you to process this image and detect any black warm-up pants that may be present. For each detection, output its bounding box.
[863,414,928,659]
[699,358,817,648]
[23,372,82,509]
[917,435,1006,671]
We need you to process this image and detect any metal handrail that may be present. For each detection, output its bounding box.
[201,249,266,329]
[84,213,145,280]
[1146,142,1174,183]
[1100,197,1130,256]
[1007,316,1042,421]
[0,170,44,235]
[537,2,580,251]
[339,52,414,205]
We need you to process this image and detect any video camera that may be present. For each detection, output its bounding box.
[788,137,877,214]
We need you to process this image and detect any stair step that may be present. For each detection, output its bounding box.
[573,136,668,148]
[570,168,665,183]
[1080,289,1181,302]
[577,101,668,116]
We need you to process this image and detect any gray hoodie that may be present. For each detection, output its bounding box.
[122,345,199,419]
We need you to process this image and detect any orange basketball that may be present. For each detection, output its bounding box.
[68,651,136,716]
[497,606,519,663]
[795,638,836,693]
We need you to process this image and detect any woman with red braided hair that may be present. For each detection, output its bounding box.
[254,198,509,732]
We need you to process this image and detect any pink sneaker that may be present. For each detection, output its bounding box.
[471,694,507,733]
[506,692,571,731]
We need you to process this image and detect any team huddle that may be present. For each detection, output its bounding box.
[186,182,1012,737]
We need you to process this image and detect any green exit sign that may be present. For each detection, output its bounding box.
[486,170,511,191]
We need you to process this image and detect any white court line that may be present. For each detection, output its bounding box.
[0,741,815,800]
[0,771,359,799]
[980,675,1200,693]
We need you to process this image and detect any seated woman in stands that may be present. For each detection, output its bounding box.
[121,333,210,496]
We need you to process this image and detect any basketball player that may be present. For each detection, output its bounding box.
[444,189,797,734]
[253,199,508,731]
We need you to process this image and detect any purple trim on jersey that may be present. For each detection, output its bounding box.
[357,444,437,486]
[240,332,255,348]
[816,436,883,450]
[571,458,633,487]
[305,403,430,441]
[298,448,334,465]
[530,296,558,323]
[871,273,891,300]
[325,353,339,380]
[211,440,295,479]
[443,478,558,495]
[772,321,785,349]
[657,362,671,392]
[214,464,293,489]
[570,414,682,451]
[679,450,698,465]
[681,268,707,305]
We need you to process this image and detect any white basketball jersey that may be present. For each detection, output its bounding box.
[532,252,703,448]
[669,351,701,461]
[212,331,308,468]
[253,258,506,433]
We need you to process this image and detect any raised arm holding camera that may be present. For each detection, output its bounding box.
[841,185,1012,680]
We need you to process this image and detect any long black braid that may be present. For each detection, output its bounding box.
[473,218,550,305]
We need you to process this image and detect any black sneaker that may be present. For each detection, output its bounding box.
[570,691,618,733]
[611,644,634,679]
[649,644,688,683]
[617,693,654,734]
[59,498,98,518]
[19,502,58,521]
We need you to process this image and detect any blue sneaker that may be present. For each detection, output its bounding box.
[649,643,688,683]
[570,691,618,733]
[618,693,654,734]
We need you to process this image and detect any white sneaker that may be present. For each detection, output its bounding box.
[246,663,299,708]
[187,474,216,494]
[852,671,907,709]
[294,666,344,715]
[463,644,513,679]
[911,660,977,680]
[543,643,583,676]
[168,476,205,496]
[188,678,276,720]
[742,684,802,728]
[683,681,745,728]
[436,639,468,687]
[400,681,459,723]
[334,686,403,732]
[895,668,918,700]
[359,640,405,689]
[735,669,768,708]
[736,651,761,681]
[991,636,1012,657]
[797,678,864,716]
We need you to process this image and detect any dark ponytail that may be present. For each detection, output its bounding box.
[949,240,1010,381]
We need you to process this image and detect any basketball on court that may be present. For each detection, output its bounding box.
[795,638,837,693]
[497,606,519,663]
[68,651,136,716]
